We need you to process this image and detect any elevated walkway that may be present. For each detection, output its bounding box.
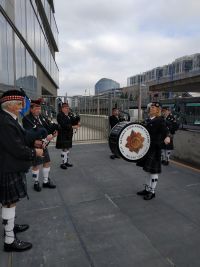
[1,143,200,267]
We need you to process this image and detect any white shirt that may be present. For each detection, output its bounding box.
[4,109,17,120]
[149,116,156,120]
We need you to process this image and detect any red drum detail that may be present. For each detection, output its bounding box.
[109,122,150,162]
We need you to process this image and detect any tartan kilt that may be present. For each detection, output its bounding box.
[0,172,27,206]
[136,147,162,174]
[32,148,50,166]
[56,131,72,149]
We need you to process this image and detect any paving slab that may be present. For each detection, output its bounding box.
[0,143,200,267]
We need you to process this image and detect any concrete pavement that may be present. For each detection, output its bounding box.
[1,143,200,267]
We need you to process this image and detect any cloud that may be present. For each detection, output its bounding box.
[54,0,200,96]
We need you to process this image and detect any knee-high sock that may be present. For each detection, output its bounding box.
[42,167,50,183]
[166,150,171,161]
[150,174,158,193]
[145,176,152,191]
[66,150,69,162]
[32,169,39,182]
[161,149,165,161]
[61,151,68,164]
[2,206,16,244]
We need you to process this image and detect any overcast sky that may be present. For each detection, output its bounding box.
[54,0,200,96]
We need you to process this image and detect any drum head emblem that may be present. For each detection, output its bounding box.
[118,124,150,161]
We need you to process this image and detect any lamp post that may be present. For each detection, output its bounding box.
[138,74,146,122]
[84,89,87,114]
[97,88,100,115]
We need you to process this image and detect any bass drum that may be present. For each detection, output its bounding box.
[109,122,151,162]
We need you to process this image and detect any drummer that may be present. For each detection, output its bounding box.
[136,102,170,200]
[109,108,121,159]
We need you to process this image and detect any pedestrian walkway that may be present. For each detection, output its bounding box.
[1,143,200,267]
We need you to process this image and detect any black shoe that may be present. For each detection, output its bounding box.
[34,182,41,192]
[65,162,73,167]
[4,238,32,252]
[60,163,67,169]
[110,155,116,159]
[14,224,29,234]
[144,192,155,200]
[137,189,149,196]
[43,178,56,189]
[162,160,169,166]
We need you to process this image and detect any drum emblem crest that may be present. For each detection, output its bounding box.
[109,122,150,161]
[125,131,144,153]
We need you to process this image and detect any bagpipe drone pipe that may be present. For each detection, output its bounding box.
[69,111,81,126]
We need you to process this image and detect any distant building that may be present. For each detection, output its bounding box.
[127,53,200,102]
[95,78,120,95]
[0,0,59,98]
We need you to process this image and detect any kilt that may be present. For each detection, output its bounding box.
[32,148,50,166]
[136,147,161,174]
[56,131,72,149]
[0,172,27,206]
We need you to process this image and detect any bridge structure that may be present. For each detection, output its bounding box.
[149,69,200,93]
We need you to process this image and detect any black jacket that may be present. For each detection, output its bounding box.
[144,116,169,149]
[0,110,36,173]
[56,112,73,149]
[136,116,169,174]
[109,115,120,129]
[22,113,52,134]
[161,114,179,150]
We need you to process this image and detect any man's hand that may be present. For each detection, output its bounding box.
[34,140,43,148]
[164,136,170,145]
[35,148,43,157]
[72,125,79,130]
[52,130,58,137]
[46,134,53,141]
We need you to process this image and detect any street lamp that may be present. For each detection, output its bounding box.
[84,89,87,114]
[97,88,100,115]
[138,74,146,122]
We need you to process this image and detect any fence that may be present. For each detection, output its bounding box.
[41,95,143,143]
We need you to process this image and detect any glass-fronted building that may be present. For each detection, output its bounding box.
[0,0,59,99]
[95,78,120,95]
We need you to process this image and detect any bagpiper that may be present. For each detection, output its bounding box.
[161,106,179,165]
[22,99,57,192]
[0,90,43,251]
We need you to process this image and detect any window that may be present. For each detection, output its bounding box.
[15,35,26,88]
[0,14,8,84]
[6,24,14,85]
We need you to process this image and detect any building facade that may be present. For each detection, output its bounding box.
[95,78,120,95]
[127,53,200,102]
[0,0,59,99]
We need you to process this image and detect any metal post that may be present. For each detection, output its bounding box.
[84,89,87,114]
[97,89,100,115]
[138,76,142,121]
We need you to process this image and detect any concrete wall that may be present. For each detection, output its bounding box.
[172,130,200,167]
[79,115,200,167]
[80,114,109,138]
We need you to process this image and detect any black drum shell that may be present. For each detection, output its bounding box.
[109,121,128,158]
